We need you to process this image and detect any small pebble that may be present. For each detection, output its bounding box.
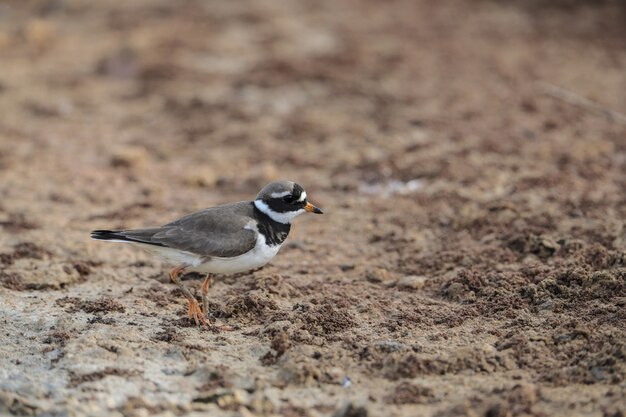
[110,145,149,168]
[365,268,395,285]
[397,275,428,290]
[182,168,217,188]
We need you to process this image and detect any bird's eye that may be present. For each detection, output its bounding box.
[282,195,296,204]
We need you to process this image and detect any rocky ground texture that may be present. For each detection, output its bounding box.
[0,0,625,416]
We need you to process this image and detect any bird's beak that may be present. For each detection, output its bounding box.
[304,202,323,214]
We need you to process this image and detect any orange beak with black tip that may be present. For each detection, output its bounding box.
[304,202,323,214]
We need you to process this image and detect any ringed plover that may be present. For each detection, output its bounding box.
[91,181,323,326]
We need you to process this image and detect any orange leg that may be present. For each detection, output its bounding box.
[169,267,207,327]
[201,274,211,319]
[199,274,234,331]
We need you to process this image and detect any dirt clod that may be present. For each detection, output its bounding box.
[302,303,355,336]
[56,297,126,314]
[0,242,50,266]
[0,213,39,233]
[365,268,396,285]
[69,368,138,387]
[261,330,292,365]
[386,381,434,405]
[333,403,368,417]
[72,261,98,277]
[0,272,24,290]
[153,327,182,343]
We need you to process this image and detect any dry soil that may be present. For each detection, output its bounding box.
[0,0,625,416]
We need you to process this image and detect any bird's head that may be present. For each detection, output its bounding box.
[254,181,323,224]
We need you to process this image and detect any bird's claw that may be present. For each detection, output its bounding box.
[187,298,207,327]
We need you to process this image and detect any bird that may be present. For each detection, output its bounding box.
[90,181,323,327]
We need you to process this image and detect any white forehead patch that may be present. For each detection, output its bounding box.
[270,191,291,198]
[297,191,307,202]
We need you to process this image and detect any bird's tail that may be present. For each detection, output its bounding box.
[90,229,166,247]
[90,230,131,242]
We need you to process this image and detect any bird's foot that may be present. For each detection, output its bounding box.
[198,304,233,332]
[187,298,207,327]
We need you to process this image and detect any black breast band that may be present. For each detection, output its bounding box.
[252,203,291,246]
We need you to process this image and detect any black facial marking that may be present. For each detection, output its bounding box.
[282,195,297,204]
[265,198,302,213]
[264,184,306,213]
[252,203,291,246]
[292,183,304,199]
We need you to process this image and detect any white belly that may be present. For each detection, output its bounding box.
[190,246,280,274]
[189,233,281,274]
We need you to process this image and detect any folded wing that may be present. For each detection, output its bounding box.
[91,202,257,258]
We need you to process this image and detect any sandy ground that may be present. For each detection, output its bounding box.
[0,0,625,416]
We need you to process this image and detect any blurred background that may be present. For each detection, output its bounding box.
[0,0,625,416]
[0,0,624,219]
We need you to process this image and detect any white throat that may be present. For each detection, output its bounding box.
[254,199,304,224]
